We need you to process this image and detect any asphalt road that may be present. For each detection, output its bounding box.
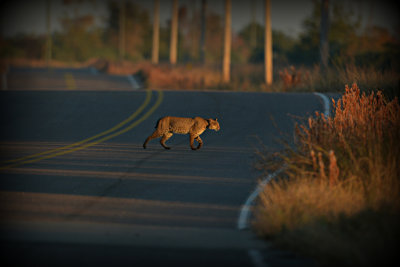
[4,66,139,90]
[0,68,326,266]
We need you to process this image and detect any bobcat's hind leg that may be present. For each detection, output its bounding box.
[160,132,173,150]
[143,130,163,149]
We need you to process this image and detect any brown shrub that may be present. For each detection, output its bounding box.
[255,83,400,236]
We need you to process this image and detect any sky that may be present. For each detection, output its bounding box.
[1,0,399,38]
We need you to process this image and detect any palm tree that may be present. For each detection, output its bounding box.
[222,0,231,83]
[264,0,272,85]
[152,0,160,64]
[170,0,179,65]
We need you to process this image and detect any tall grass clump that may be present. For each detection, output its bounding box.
[254,84,400,266]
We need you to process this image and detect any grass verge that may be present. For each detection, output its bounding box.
[253,84,400,266]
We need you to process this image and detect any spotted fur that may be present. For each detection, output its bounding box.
[143,116,220,150]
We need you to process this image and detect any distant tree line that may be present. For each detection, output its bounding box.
[1,0,399,71]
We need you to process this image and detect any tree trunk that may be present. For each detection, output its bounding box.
[264,0,272,86]
[170,0,179,65]
[222,0,231,83]
[152,0,160,64]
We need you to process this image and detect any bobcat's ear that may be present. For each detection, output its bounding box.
[215,118,218,121]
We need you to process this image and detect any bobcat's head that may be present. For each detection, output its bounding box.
[207,118,220,131]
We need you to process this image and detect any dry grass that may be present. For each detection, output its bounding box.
[89,60,224,90]
[254,84,400,266]
[276,65,399,98]
[256,177,366,234]
[105,62,399,95]
[102,60,398,93]
[3,58,398,95]
[108,62,266,91]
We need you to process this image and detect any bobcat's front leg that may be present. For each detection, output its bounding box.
[195,136,203,150]
[189,134,198,150]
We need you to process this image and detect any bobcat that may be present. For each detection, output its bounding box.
[143,116,220,150]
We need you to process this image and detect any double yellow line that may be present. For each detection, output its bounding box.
[0,90,163,171]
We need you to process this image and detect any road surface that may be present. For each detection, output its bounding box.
[0,67,326,266]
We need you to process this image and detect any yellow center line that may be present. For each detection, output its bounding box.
[2,90,152,165]
[0,90,162,170]
[16,90,163,165]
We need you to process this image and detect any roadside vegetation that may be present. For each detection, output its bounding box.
[253,83,400,266]
[1,1,399,95]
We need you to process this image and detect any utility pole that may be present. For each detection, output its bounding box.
[45,0,52,68]
[222,0,231,83]
[264,0,272,86]
[200,0,207,64]
[119,0,126,60]
[152,0,160,64]
[170,0,179,65]
[320,0,329,73]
